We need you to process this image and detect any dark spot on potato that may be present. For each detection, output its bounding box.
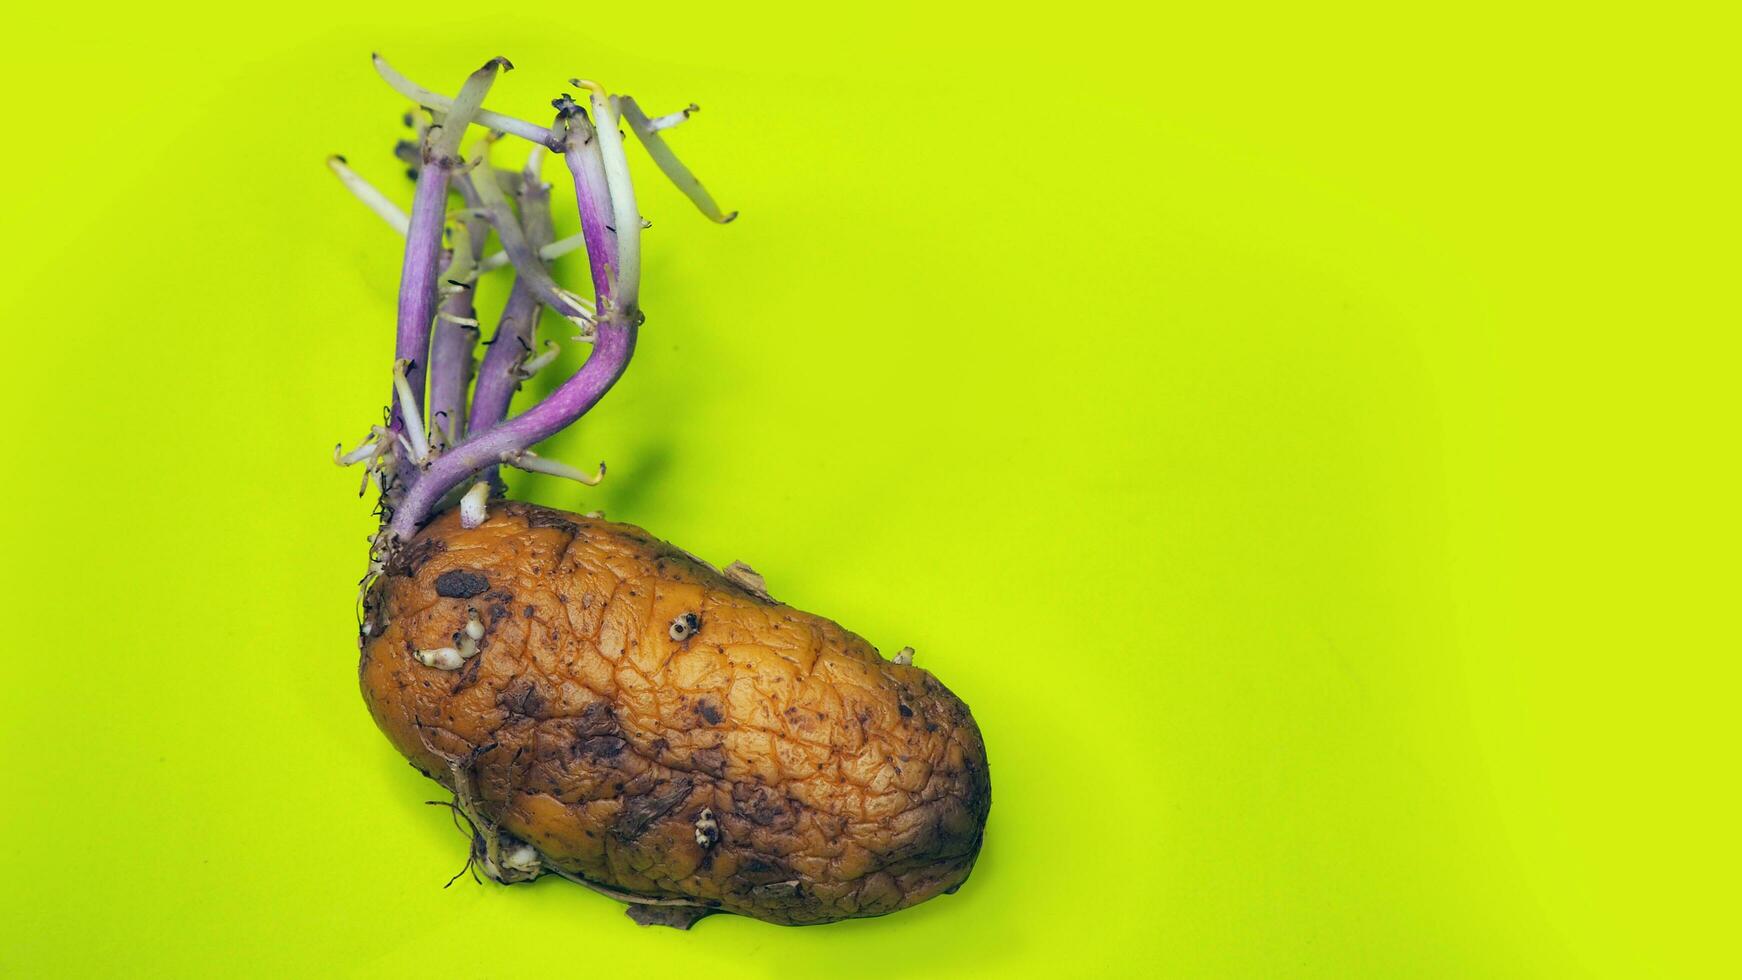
[613,777,694,841]
[450,656,483,693]
[751,880,801,900]
[579,735,626,759]
[435,569,489,598]
[733,784,797,830]
[695,700,723,725]
[497,681,546,718]
[524,509,580,533]
[898,702,913,718]
[691,746,726,776]
[390,536,446,576]
[576,700,617,735]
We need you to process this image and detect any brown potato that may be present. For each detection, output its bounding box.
[359,502,991,926]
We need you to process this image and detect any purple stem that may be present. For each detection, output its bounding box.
[389,170,450,483]
[426,201,494,445]
[380,57,508,503]
[468,163,589,321]
[469,177,554,437]
[426,281,479,445]
[386,109,637,540]
[468,283,539,435]
[559,106,619,306]
[387,318,636,541]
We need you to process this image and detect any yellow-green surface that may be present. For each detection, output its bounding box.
[2,2,1735,976]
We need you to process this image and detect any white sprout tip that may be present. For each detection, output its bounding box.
[459,481,491,528]
[413,647,465,670]
[647,104,700,132]
[391,360,432,464]
[334,433,382,466]
[454,608,484,658]
[892,646,915,666]
[501,843,541,875]
[557,288,596,313]
[518,340,561,379]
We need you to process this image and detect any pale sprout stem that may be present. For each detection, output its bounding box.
[617,96,737,224]
[392,359,432,464]
[519,339,561,378]
[429,58,513,162]
[459,481,491,528]
[327,156,410,234]
[501,449,605,486]
[468,150,597,323]
[646,104,698,131]
[558,292,596,328]
[334,434,381,466]
[573,80,643,311]
[373,53,556,147]
[478,231,588,273]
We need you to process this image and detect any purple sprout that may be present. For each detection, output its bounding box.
[329,55,733,562]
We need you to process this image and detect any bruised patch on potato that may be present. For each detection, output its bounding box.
[497,680,547,719]
[733,784,798,831]
[614,777,695,841]
[690,746,727,777]
[576,700,617,735]
[578,735,627,759]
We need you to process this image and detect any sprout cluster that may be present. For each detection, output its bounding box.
[330,55,733,570]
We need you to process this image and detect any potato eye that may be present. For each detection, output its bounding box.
[670,612,702,640]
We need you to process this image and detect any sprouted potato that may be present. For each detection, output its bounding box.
[333,56,991,928]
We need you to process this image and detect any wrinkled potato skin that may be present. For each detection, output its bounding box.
[359,503,990,925]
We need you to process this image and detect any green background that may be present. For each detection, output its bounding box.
[3,2,1735,976]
